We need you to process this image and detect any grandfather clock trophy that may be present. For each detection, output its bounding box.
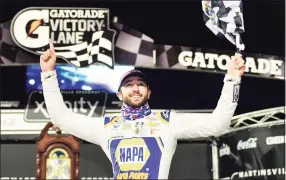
[36,122,80,180]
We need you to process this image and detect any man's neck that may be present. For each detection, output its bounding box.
[120,103,151,120]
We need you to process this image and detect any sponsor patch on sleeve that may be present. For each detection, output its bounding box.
[104,116,120,127]
[157,110,171,123]
[233,84,240,103]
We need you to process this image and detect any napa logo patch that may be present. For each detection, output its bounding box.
[110,137,163,179]
[115,138,150,171]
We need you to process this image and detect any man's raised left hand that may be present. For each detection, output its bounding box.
[227,53,246,78]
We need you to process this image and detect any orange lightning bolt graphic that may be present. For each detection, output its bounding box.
[27,19,43,38]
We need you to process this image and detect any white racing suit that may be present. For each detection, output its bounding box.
[41,70,241,179]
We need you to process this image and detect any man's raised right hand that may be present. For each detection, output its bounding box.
[40,40,57,72]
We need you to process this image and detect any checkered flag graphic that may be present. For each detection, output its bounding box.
[111,22,155,67]
[202,0,245,51]
[37,30,115,68]
[1,21,41,64]
[156,45,195,69]
[1,20,155,68]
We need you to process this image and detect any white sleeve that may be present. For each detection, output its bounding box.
[41,70,105,145]
[170,74,241,139]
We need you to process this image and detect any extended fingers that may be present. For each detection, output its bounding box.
[49,39,54,51]
[49,39,56,56]
[40,50,51,61]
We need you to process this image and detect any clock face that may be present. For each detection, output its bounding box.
[46,148,71,179]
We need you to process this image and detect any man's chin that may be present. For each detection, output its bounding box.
[129,102,143,108]
[126,100,145,108]
[123,97,148,108]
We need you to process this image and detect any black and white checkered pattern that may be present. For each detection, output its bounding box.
[0,20,155,68]
[156,45,194,69]
[37,30,115,68]
[202,0,245,51]
[111,22,155,67]
[0,21,41,65]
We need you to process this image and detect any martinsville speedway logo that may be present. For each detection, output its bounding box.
[10,7,116,68]
[229,167,285,179]
[178,51,284,79]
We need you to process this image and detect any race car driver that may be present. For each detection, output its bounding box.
[40,41,245,179]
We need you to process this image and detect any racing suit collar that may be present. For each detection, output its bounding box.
[121,103,151,120]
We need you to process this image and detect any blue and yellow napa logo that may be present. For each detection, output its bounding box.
[115,138,150,171]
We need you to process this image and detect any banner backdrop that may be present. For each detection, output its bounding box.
[0,142,212,180]
[217,124,285,180]
[155,45,285,80]
[0,7,285,81]
[0,17,155,67]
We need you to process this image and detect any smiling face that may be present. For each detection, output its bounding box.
[116,76,151,108]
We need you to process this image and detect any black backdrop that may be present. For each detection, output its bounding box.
[1,142,213,179]
[1,1,284,57]
[1,0,285,114]
[218,124,285,180]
